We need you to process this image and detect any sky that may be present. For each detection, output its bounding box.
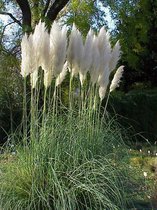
[104,7,116,31]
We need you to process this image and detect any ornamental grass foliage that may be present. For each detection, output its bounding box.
[0,21,133,210]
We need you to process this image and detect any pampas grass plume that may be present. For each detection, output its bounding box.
[90,35,100,85]
[30,69,38,89]
[97,66,110,88]
[21,34,35,77]
[40,30,50,73]
[79,28,93,85]
[56,61,68,86]
[81,28,93,73]
[97,27,111,76]
[109,40,121,72]
[99,86,107,101]
[109,65,124,92]
[33,21,47,69]
[67,24,84,77]
[50,21,67,77]
[44,70,53,89]
[21,34,30,77]
[67,24,76,66]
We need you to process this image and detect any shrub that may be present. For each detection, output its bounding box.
[107,89,157,143]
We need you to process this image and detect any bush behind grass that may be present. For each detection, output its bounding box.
[107,89,157,143]
[0,112,135,210]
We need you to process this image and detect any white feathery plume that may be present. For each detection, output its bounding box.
[33,21,47,69]
[72,27,84,78]
[21,33,36,77]
[80,29,93,78]
[21,34,30,77]
[67,24,76,67]
[109,40,121,72]
[40,30,50,72]
[67,24,84,77]
[109,65,124,92]
[44,70,53,89]
[30,69,38,89]
[79,73,86,86]
[97,27,106,49]
[98,65,110,100]
[55,61,68,86]
[89,35,101,85]
[97,65,110,88]
[103,31,112,67]
[99,86,107,101]
[50,21,67,77]
[79,29,93,86]
[97,27,111,75]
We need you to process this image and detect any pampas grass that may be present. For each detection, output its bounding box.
[79,29,93,85]
[50,22,67,77]
[21,34,35,77]
[110,65,124,92]
[90,35,101,85]
[67,24,84,78]
[109,40,121,72]
[30,69,38,89]
[0,21,131,210]
[55,61,68,87]
[21,20,123,100]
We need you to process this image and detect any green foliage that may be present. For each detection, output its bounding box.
[0,52,23,143]
[107,89,157,142]
[106,0,157,89]
[62,0,107,35]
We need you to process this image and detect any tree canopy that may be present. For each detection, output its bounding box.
[106,0,157,90]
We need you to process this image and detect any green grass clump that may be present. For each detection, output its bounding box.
[0,65,144,209]
[0,113,132,210]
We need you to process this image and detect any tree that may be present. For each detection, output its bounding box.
[106,0,157,90]
[0,0,70,32]
[62,0,107,36]
[0,50,23,144]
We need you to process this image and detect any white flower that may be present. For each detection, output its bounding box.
[33,21,48,69]
[99,86,107,101]
[97,27,111,75]
[67,24,84,77]
[79,28,93,85]
[90,35,101,85]
[109,65,124,92]
[143,172,147,177]
[98,66,110,100]
[109,40,121,72]
[44,70,53,89]
[50,22,67,77]
[21,34,36,77]
[30,69,38,89]
[40,30,50,72]
[55,61,68,86]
